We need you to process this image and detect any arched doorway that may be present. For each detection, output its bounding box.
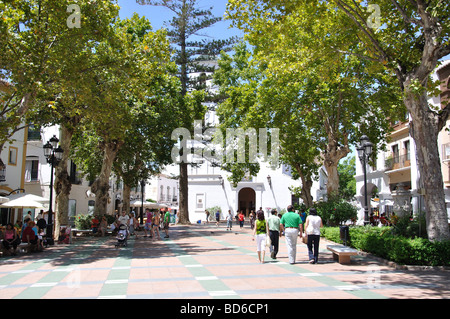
[238,188,256,217]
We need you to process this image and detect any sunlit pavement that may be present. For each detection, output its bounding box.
[0,223,449,300]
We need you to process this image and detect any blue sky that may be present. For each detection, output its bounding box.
[117,0,243,40]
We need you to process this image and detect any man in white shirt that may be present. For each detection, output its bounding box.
[118,211,130,226]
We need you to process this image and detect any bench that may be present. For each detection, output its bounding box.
[71,229,92,237]
[327,245,358,265]
[18,242,39,253]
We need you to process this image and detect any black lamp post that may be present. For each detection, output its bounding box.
[140,180,145,225]
[357,135,373,225]
[43,135,63,245]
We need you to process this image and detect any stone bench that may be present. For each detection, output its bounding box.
[71,229,92,237]
[327,245,358,264]
[18,242,38,253]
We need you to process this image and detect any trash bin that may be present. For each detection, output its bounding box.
[340,225,349,246]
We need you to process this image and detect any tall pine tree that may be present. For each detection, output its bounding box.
[138,0,237,224]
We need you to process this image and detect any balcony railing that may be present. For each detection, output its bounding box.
[385,153,411,171]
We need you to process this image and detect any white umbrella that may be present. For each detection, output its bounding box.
[0,198,46,209]
[130,200,168,209]
[0,196,9,204]
[7,193,49,203]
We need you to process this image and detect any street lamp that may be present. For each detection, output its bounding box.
[43,135,63,245]
[140,180,145,225]
[357,135,373,225]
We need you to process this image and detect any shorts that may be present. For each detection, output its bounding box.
[255,234,266,252]
[145,223,152,230]
[164,222,169,230]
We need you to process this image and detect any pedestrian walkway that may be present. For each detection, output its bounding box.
[0,223,449,300]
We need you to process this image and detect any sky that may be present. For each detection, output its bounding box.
[117,0,243,40]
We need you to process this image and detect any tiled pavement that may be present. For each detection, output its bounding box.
[0,223,449,301]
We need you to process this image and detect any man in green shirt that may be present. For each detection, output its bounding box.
[163,208,171,238]
[267,209,281,259]
[280,205,303,264]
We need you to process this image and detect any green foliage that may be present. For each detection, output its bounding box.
[321,226,450,266]
[338,155,356,200]
[313,195,357,226]
[206,206,222,220]
[0,0,120,146]
[390,215,428,239]
[74,214,93,230]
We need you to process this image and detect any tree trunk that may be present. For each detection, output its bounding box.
[91,140,123,216]
[293,164,314,208]
[122,183,131,215]
[405,85,450,242]
[54,125,73,238]
[300,179,314,208]
[323,137,349,197]
[178,162,190,224]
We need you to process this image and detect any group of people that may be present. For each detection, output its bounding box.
[0,211,48,255]
[143,207,171,240]
[251,205,323,265]
[106,208,172,240]
[209,206,323,264]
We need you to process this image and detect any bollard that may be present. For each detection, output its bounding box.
[339,225,349,246]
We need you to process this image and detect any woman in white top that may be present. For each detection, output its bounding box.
[304,208,323,264]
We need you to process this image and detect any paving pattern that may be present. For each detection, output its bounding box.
[0,223,449,300]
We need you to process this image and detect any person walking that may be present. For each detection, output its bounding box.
[280,205,303,264]
[163,208,171,238]
[226,210,233,231]
[252,211,269,263]
[152,210,161,240]
[249,210,255,230]
[215,210,221,227]
[304,208,323,264]
[267,209,281,259]
[238,211,245,229]
[144,209,153,238]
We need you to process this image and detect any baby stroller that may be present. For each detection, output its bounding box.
[115,224,129,248]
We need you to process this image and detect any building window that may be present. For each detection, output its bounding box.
[27,125,41,141]
[8,147,18,166]
[173,187,177,202]
[25,159,39,182]
[404,140,410,160]
[88,200,95,215]
[69,199,76,222]
[160,186,164,202]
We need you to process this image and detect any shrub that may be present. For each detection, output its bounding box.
[321,226,450,266]
[390,215,427,239]
[75,214,92,230]
[314,195,357,226]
